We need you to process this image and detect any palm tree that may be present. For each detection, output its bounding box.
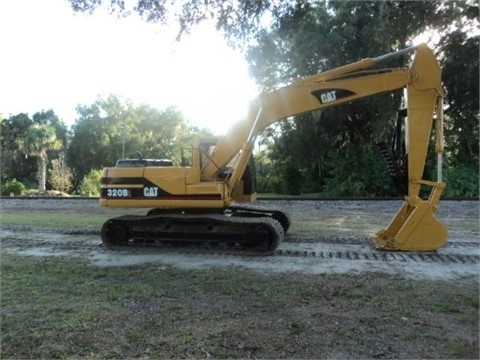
[21,124,61,193]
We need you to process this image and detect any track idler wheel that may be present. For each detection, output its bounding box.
[270,210,291,233]
[101,220,130,247]
[262,217,284,252]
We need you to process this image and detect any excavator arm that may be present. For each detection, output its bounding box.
[204,68,412,187]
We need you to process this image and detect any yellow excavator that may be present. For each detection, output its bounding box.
[100,43,448,252]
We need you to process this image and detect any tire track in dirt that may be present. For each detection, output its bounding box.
[2,226,479,280]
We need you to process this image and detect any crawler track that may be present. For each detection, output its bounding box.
[101,207,289,252]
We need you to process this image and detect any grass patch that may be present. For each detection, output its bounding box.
[1,252,478,359]
[1,199,478,358]
[447,340,479,359]
[0,211,107,228]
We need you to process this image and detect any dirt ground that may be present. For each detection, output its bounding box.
[1,198,479,280]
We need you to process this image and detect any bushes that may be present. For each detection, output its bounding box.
[443,165,479,198]
[77,169,102,196]
[48,155,73,194]
[1,170,102,197]
[320,143,397,197]
[1,179,26,196]
[255,142,479,198]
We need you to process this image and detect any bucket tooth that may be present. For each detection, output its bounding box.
[374,197,448,252]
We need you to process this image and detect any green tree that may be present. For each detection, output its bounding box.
[67,95,131,186]
[0,113,35,185]
[441,32,479,196]
[247,1,432,195]
[32,110,68,147]
[66,0,304,44]
[1,110,68,189]
[247,1,478,196]
[67,95,212,189]
[20,123,62,193]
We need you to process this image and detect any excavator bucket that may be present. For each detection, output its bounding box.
[373,183,448,252]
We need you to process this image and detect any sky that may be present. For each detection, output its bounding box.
[0,0,259,134]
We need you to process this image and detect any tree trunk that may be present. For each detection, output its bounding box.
[37,151,47,193]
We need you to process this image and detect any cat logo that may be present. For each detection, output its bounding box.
[312,88,356,105]
[320,90,337,103]
[144,187,158,197]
